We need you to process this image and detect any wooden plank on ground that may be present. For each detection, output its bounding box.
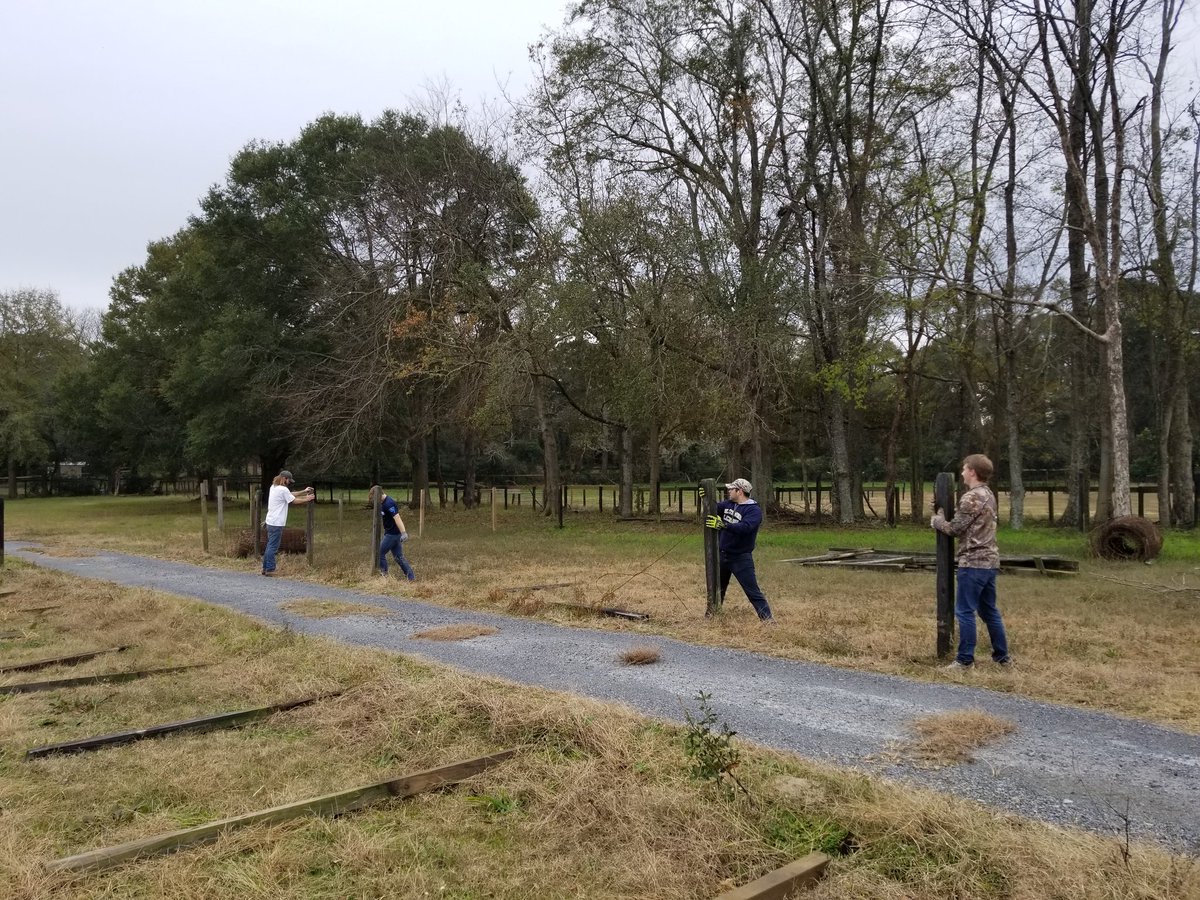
[713,852,831,899]
[25,693,340,759]
[497,582,578,593]
[1,646,129,674]
[0,665,208,695]
[46,748,519,873]
[9,606,61,614]
[781,551,864,564]
[546,601,651,621]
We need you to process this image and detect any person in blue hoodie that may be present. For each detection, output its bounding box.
[705,477,774,621]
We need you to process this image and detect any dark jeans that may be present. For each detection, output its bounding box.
[262,524,284,573]
[379,532,415,580]
[955,567,1009,664]
[720,551,772,620]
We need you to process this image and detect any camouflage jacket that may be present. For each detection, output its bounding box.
[934,485,999,569]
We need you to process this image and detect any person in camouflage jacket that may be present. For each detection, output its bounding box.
[931,454,1012,669]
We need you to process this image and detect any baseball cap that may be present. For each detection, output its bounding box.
[279,470,295,483]
[726,477,753,493]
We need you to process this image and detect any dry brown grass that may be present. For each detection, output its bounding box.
[279,599,391,619]
[0,563,1196,899]
[7,498,1200,733]
[410,624,499,641]
[891,709,1018,767]
[620,645,662,665]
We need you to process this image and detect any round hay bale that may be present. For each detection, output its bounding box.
[1089,515,1162,562]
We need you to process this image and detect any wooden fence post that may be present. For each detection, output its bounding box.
[306,500,315,568]
[200,480,209,553]
[216,483,224,531]
[371,490,381,574]
[935,472,956,659]
[701,478,721,617]
[248,489,260,561]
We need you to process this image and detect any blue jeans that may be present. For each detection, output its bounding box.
[262,524,284,573]
[379,533,415,580]
[955,567,1009,664]
[720,551,772,620]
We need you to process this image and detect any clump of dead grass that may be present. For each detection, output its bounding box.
[893,708,1017,767]
[280,599,391,619]
[620,646,662,666]
[505,592,544,615]
[411,624,499,641]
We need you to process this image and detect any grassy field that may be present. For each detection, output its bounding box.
[5,494,1200,734]
[1,562,1197,898]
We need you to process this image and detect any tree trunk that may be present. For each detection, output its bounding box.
[409,437,429,510]
[533,383,561,519]
[647,419,661,515]
[463,432,477,509]
[619,425,634,518]
[826,393,855,524]
[6,455,15,499]
[1170,389,1194,525]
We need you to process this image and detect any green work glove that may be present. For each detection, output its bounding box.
[698,485,706,500]
[705,514,725,530]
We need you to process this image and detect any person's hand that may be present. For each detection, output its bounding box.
[698,485,706,500]
[705,514,725,530]
[930,512,945,530]
[400,531,409,543]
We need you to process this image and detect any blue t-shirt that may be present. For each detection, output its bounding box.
[380,496,401,535]
[716,499,762,554]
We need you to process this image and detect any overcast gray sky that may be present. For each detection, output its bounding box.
[1,0,570,311]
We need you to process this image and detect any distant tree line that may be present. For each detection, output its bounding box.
[3,0,1198,526]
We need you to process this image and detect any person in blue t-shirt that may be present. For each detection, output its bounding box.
[704,477,773,621]
[368,484,415,581]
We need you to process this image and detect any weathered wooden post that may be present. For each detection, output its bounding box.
[200,480,209,553]
[216,483,224,531]
[935,472,956,659]
[305,500,315,568]
[701,478,722,617]
[371,489,382,574]
[0,497,5,567]
[251,491,262,558]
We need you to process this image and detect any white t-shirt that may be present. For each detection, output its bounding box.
[265,484,294,526]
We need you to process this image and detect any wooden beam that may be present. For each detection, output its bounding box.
[1,646,129,674]
[545,601,650,621]
[713,852,831,899]
[702,478,721,617]
[935,472,956,659]
[25,693,340,759]
[496,582,578,593]
[0,664,208,695]
[46,748,519,872]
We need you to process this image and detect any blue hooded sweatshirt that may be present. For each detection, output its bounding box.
[716,498,762,555]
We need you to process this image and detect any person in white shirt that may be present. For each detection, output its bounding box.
[262,469,315,576]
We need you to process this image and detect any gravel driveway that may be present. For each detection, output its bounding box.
[7,542,1199,852]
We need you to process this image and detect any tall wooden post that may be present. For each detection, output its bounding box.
[216,484,224,531]
[371,490,382,574]
[305,500,315,568]
[935,472,956,659]
[251,492,262,558]
[200,481,209,553]
[0,497,5,567]
[701,478,722,617]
